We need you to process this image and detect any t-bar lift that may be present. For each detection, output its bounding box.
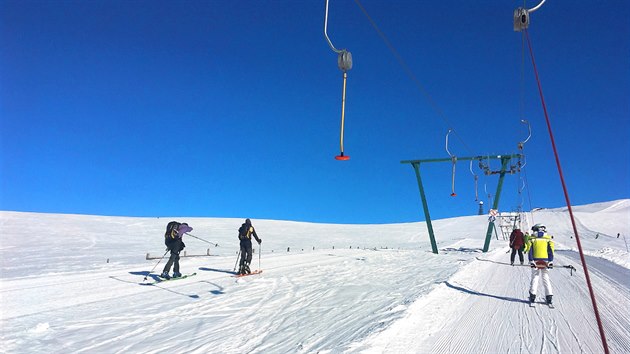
[401,154,523,254]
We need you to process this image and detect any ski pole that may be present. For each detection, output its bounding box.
[550,264,577,276]
[233,250,241,272]
[258,242,262,271]
[185,233,219,247]
[560,264,577,276]
[143,249,170,281]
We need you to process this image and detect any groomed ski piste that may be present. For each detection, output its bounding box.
[1,200,629,353]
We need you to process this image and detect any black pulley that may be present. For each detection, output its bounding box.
[337,50,352,72]
[513,8,529,32]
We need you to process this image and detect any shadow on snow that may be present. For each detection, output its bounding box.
[444,281,529,304]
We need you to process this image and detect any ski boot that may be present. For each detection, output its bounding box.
[173,272,182,278]
[160,272,171,279]
[546,295,553,305]
[528,292,536,304]
[245,265,251,274]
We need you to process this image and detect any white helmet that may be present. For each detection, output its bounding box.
[532,223,546,232]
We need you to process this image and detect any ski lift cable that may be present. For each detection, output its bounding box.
[524,26,610,354]
[520,29,527,126]
[353,0,474,156]
[522,168,535,226]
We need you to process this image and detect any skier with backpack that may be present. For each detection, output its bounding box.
[524,223,555,306]
[237,218,262,275]
[161,221,193,279]
[509,228,525,265]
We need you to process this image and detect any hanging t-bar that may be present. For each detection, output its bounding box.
[470,159,479,201]
[324,0,353,160]
[518,119,532,150]
[445,129,457,196]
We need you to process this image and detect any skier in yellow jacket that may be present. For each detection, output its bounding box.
[524,223,555,305]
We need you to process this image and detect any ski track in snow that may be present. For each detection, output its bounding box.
[1,203,629,353]
[2,249,466,353]
[352,248,630,354]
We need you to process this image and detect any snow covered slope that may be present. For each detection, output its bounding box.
[1,200,629,353]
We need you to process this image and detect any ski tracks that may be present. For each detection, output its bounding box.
[357,248,630,353]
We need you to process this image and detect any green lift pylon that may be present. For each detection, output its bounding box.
[401,154,522,254]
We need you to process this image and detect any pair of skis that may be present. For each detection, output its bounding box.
[141,269,263,285]
[152,270,262,280]
[141,272,197,285]
[529,300,555,309]
[232,270,263,278]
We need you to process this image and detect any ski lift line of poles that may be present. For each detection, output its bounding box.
[324,0,352,161]
[514,2,610,352]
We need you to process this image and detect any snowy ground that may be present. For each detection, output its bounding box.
[1,200,629,353]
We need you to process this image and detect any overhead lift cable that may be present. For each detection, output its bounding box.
[353,0,473,156]
[515,2,610,353]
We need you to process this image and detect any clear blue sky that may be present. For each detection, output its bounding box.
[1,0,628,224]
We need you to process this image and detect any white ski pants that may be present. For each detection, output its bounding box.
[529,268,553,296]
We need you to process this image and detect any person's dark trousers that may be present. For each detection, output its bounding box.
[163,240,182,273]
[510,248,524,264]
[239,240,253,269]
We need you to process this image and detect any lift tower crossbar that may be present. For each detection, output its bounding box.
[401,154,523,254]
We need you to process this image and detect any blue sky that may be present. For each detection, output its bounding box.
[1,0,628,224]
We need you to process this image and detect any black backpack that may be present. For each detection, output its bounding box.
[165,221,181,242]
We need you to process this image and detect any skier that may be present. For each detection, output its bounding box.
[237,218,262,275]
[524,223,555,305]
[161,222,193,279]
[509,228,525,265]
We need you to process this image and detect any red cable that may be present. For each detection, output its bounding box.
[525,29,610,354]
